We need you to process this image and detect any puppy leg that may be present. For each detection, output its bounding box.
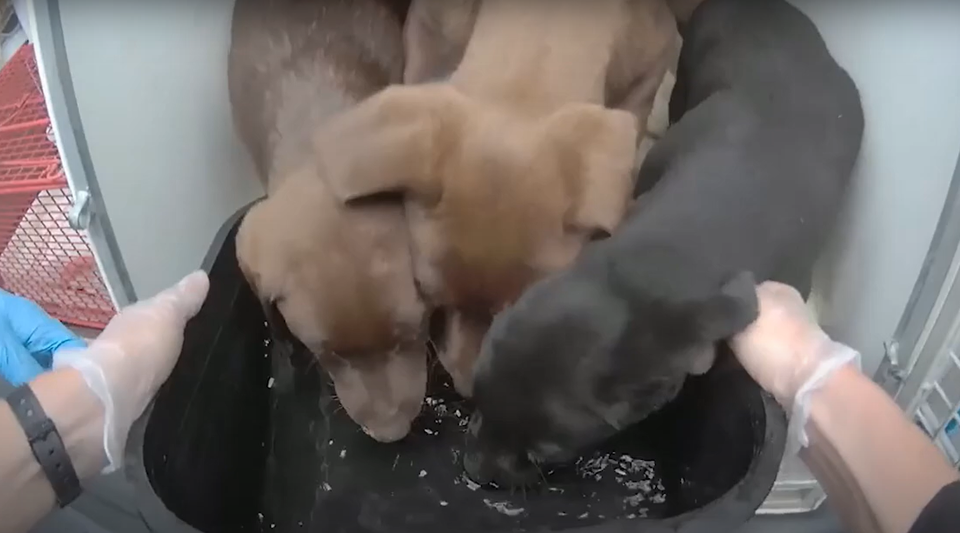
[403,0,479,84]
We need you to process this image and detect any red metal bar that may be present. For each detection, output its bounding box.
[0,178,67,194]
[0,159,60,168]
[0,118,49,133]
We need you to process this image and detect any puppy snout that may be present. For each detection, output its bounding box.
[462,450,493,484]
[339,394,419,443]
[463,450,541,488]
[463,433,541,488]
[360,417,412,443]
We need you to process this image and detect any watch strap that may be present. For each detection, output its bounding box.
[8,384,83,507]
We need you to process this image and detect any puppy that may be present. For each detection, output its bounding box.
[321,0,673,397]
[403,0,678,138]
[464,0,865,487]
[230,0,430,443]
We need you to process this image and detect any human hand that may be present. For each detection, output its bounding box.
[53,271,210,473]
[730,281,859,410]
[0,290,86,386]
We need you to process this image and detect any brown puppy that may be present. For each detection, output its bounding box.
[230,0,429,443]
[321,0,651,397]
[403,0,678,140]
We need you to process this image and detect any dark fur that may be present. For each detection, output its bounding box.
[464,0,864,487]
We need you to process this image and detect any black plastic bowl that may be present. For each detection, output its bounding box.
[125,205,787,533]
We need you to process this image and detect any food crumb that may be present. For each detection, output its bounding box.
[463,475,481,491]
[322,482,332,491]
[339,449,346,459]
[578,512,589,519]
[440,501,448,506]
[267,377,275,388]
[257,512,264,522]
[424,428,436,435]
[419,470,427,478]
[482,499,524,516]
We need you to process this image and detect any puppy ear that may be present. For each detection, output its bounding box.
[696,270,759,341]
[544,103,639,238]
[317,84,467,205]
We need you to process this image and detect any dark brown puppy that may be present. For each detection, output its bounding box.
[230,0,430,443]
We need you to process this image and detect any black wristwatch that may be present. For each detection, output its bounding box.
[7,384,83,507]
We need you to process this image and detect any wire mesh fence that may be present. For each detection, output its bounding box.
[0,43,114,329]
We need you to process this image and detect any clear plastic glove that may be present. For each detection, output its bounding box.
[53,271,210,473]
[0,289,86,386]
[731,281,860,453]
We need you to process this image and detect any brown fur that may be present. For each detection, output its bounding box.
[403,0,679,138]
[230,0,430,442]
[321,0,655,396]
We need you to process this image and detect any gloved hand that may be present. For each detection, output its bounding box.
[731,281,860,452]
[0,290,87,386]
[53,270,210,473]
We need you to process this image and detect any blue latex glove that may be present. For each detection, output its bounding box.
[0,289,87,386]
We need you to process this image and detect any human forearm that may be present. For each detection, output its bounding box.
[0,368,105,533]
[801,364,959,533]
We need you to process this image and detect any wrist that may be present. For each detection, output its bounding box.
[31,368,108,481]
[785,342,861,453]
[780,334,843,410]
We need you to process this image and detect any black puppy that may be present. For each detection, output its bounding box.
[463,0,864,487]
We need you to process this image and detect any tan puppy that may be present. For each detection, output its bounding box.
[320,0,654,397]
[229,0,429,443]
[403,0,678,139]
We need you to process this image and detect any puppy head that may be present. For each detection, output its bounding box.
[464,256,758,487]
[236,178,429,442]
[321,84,639,396]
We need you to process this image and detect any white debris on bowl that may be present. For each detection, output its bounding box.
[557,511,567,516]
[577,512,589,519]
[576,451,667,509]
[483,499,525,517]
[328,440,333,445]
[322,482,332,491]
[424,428,436,435]
[339,449,346,459]
[440,501,449,507]
[257,512,264,522]
[419,470,427,478]
[267,377,275,388]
